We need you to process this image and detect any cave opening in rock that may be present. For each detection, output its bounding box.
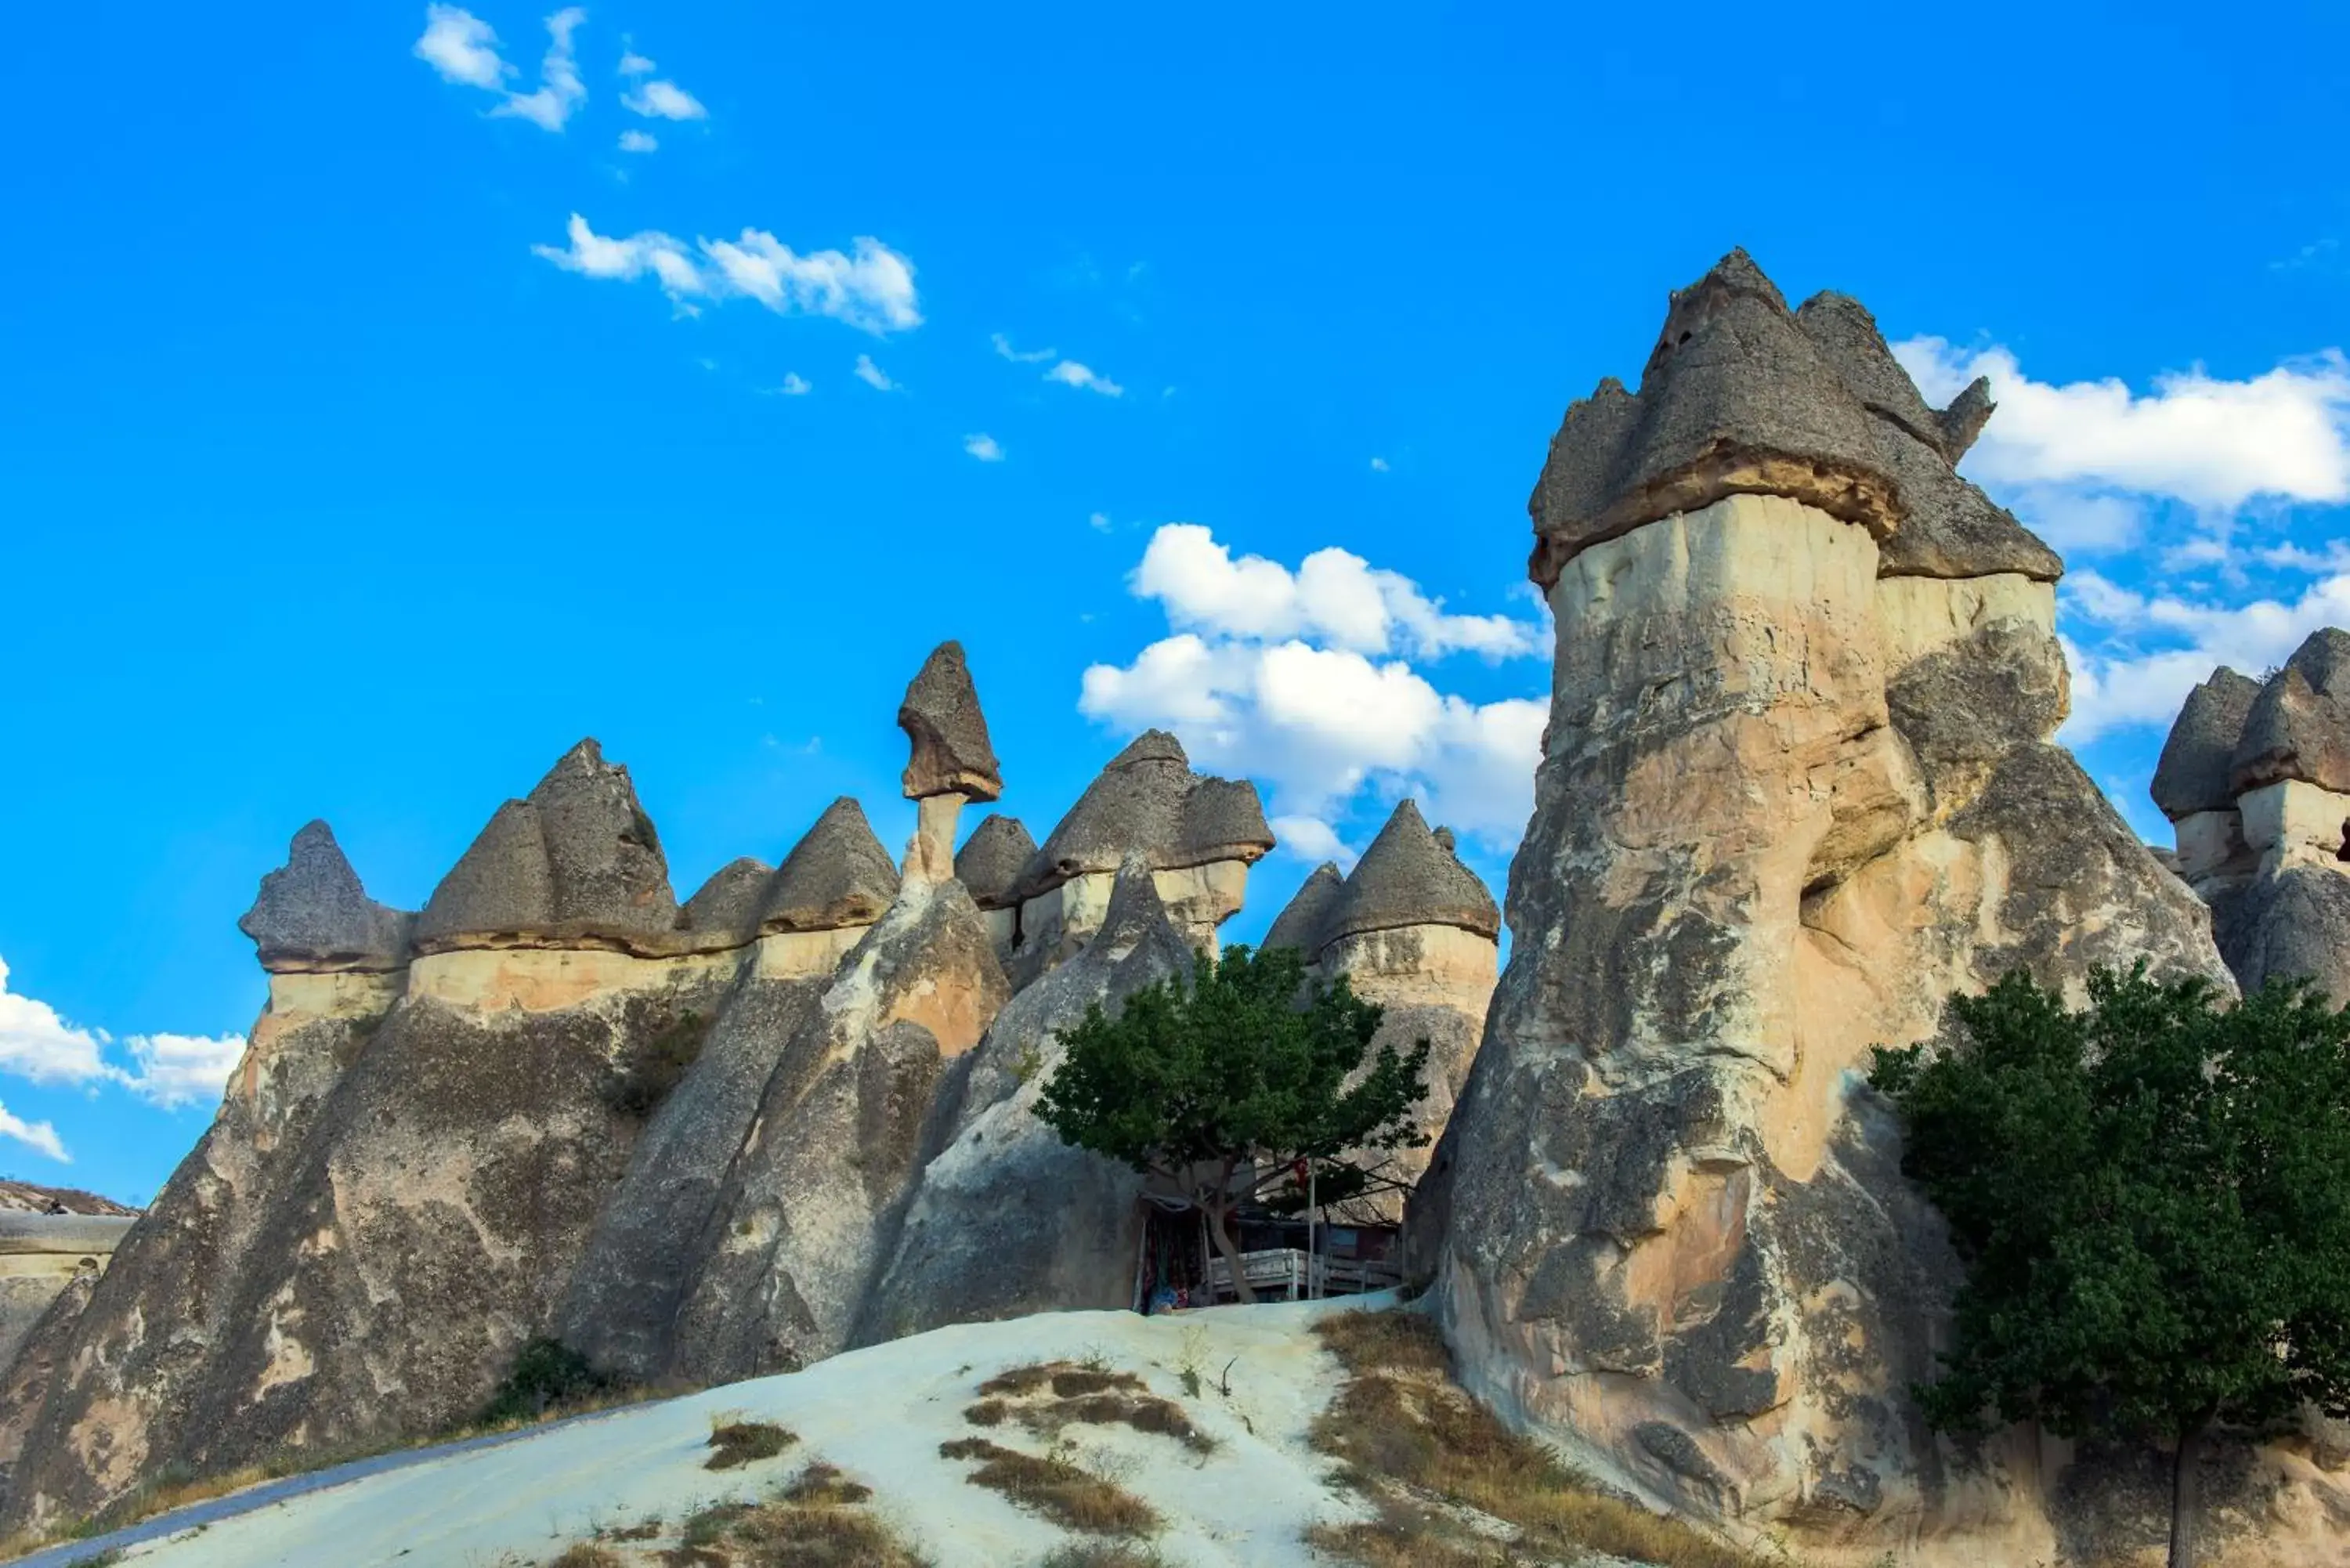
[2337,819,2350,862]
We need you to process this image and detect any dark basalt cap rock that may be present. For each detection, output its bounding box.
[760,797,899,932]
[2151,667,2264,819]
[1261,862,1344,956]
[415,739,678,946]
[899,641,1003,802]
[1527,250,2059,589]
[1792,294,2061,583]
[681,857,774,940]
[1323,800,1501,945]
[2232,629,2350,795]
[238,821,414,971]
[1528,250,1899,590]
[1016,731,1275,898]
[953,815,1035,911]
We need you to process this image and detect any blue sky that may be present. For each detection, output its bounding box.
[5,2,2347,1202]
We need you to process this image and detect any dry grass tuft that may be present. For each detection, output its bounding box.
[937,1436,1159,1536]
[975,1360,1147,1400]
[1035,1545,1173,1568]
[961,1398,1010,1427]
[1307,1312,1775,1568]
[705,1418,797,1471]
[782,1463,875,1506]
[544,1545,627,1567]
[600,1516,662,1541]
[1033,1392,1215,1454]
[1308,1513,1517,1568]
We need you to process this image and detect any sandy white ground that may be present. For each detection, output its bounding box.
[112,1294,1395,1567]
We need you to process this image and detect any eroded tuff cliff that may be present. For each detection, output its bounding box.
[1416,251,2339,1565]
[3,640,1478,1532]
[2154,631,2350,1003]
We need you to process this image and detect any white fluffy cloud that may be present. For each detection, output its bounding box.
[617,128,657,154]
[964,433,1004,461]
[854,353,896,391]
[533,215,921,333]
[624,78,707,120]
[414,5,508,89]
[1045,359,1123,397]
[0,956,245,1153]
[1131,524,1543,662]
[415,6,588,129]
[992,333,1054,364]
[1081,528,1549,847]
[2060,569,2350,742]
[1269,815,1356,869]
[772,371,811,396]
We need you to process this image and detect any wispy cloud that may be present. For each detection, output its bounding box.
[964,433,1004,461]
[415,5,587,131]
[533,215,923,333]
[1368,457,1390,473]
[617,128,657,154]
[624,78,706,121]
[771,372,812,396]
[992,333,1057,364]
[618,46,656,76]
[1045,359,1123,397]
[854,353,897,391]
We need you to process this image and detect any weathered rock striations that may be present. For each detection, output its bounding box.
[237,821,413,972]
[1011,730,1274,971]
[558,805,901,1382]
[856,856,1198,1343]
[1423,251,2272,1565]
[2154,633,2350,1003]
[667,872,1010,1383]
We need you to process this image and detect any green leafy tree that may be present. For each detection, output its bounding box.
[1870,965,2350,1568]
[1034,943,1432,1302]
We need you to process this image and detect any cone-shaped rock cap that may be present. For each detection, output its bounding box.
[1528,249,2058,589]
[416,739,678,946]
[1322,800,1500,945]
[760,797,899,932]
[682,856,774,940]
[1261,862,1344,956]
[239,821,413,970]
[899,641,1003,802]
[2152,667,2265,819]
[953,814,1035,911]
[2232,629,2350,795]
[1016,730,1274,898]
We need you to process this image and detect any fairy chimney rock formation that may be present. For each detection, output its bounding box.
[237,822,413,974]
[1010,730,1274,970]
[953,812,1036,960]
[756,797,899,977]
[1426,249,2241,1564]
[1261,861,1346,955]
[2155,632,2350,1003]
[898,641,1003,883]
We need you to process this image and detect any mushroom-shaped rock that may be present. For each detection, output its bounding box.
[2153,667,2265,820]
[1792,293,2062,583]
[414,739,678,947]
[680,857,774,941]
[898,641,1002,803]
[953,815,1035,911]
[2232,630,2350,796]
[1528,250,1898,590]
[238,822,413,971]
[760,798,898,933]
[1018,731,1273,895]
[1260,862,1344,956]
[1323,800,1501,945]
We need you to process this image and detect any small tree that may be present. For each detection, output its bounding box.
[1870,966,2350,1568]
[1034,943,1432,1303]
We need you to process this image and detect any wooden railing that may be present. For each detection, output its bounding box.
[1202,1248,1402,1302]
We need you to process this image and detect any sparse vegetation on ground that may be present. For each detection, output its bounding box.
[1307,1310,1778,1568]
[1033,1545,1171,1568]
[938,1436,1159,1536]
[965,1360,1215,1454]
[705,1418,797,1470]
[667,1464,924,1567]
[544,1545,627,1567]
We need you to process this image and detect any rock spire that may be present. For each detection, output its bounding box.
[237,821,412,972]
[760,798,898,933]
[898,641,1003,803]
[1321,800,1500,946]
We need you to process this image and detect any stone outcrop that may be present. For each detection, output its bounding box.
[953,813,1035,960]
[1423,251,2261,1565]
[1262,804,1500,1222]
[1011,731,1274,971]
[237,822,413,972]
[857,857,1197,1343]
[898,641,1003,804]
[2154,632,2350,1003]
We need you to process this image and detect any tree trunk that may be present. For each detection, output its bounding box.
[1204,1182,1256,1304]
[2169,1412,2212,1568]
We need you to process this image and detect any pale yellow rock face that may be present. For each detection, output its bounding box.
[905,793,965,886]
[1016,859,1251,964]
[2175,806,2258,893]
[2239,779,2350,871]
[1434,493,2285,1566]
[406,945,739,1012]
